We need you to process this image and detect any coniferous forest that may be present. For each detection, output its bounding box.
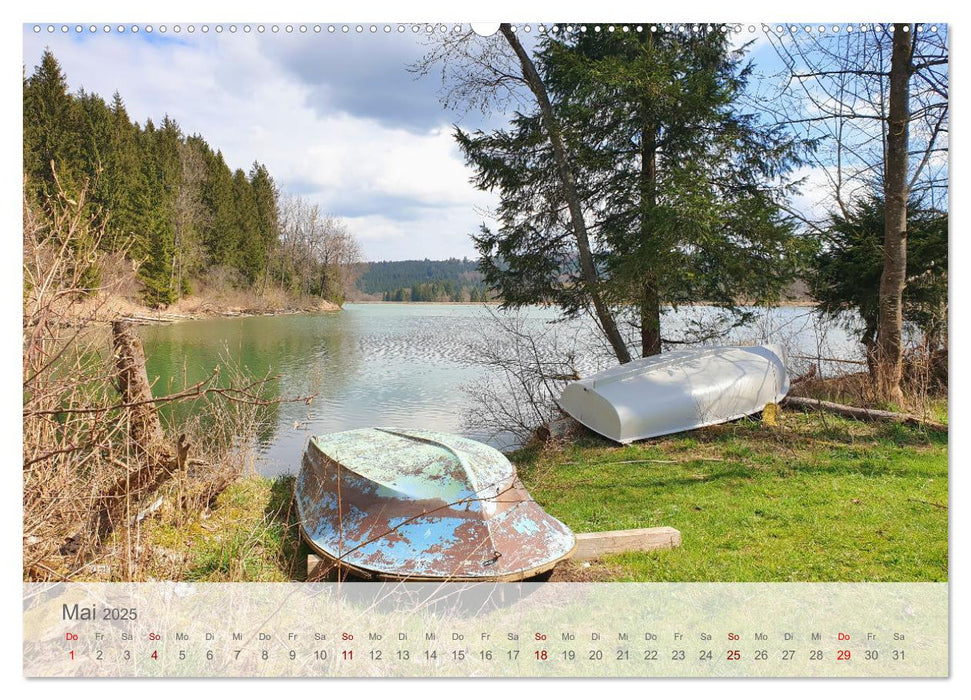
[23,49,359,308]
[356,258,488,302]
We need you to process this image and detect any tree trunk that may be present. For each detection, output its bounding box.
[112,320,170,458]
[640,283,662,356]
[96,321,189,540]
[875,24,911,404]
[862,318,878,377]
[640,117,661,357]
[499,24,631,365]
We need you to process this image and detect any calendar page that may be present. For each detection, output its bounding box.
[21,15,949,681]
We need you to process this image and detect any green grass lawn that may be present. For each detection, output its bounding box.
[140,407,946,583]
[515,410,947,582]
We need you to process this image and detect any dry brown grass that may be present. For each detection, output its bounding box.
[789,371,875,407]
[167,280,339,317]
[23,182,288,582]
[790,354,947,422]
[48,274,340,327]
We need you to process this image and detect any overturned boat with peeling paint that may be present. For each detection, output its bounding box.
[295,428,576,581]
[558,344,789,444]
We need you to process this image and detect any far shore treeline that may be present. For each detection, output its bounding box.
[356,258,489,302]
[23,49,359,308]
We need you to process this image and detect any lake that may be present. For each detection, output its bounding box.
[139,303,861,477]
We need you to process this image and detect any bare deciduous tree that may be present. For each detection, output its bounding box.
[764,23,948,402]
[462,307,607,445]
[276,193,361,303]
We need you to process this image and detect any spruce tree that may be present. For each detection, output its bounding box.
[249,162,279,249]
[461,26,808,357]
[136,117,180,306]
[23,49,81,202]
[248,162,279,288]
[22,49,335,305]
[233,168,263,284]
[200,148,239,273]
[102,93,152,254]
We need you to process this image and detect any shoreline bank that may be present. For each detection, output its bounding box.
[57,290,342,327]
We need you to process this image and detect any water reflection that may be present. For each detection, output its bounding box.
[139,304,860,477]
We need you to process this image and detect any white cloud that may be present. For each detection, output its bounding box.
[346,205,492,261]
[788,164,840,223]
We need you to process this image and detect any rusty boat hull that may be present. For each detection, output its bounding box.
[295,428,576,581]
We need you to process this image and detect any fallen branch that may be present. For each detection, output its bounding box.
[121,314,176,324]
[784,395,947,431]
[789,353,868,366]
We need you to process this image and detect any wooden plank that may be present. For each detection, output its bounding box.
[571,526,681,561]
[307,554,326,581]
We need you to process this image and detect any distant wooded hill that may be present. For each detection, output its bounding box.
[355,258,489,302]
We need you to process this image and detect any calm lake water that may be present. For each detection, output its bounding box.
[139,303,860,477]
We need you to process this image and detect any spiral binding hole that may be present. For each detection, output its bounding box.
[27,22,945,36]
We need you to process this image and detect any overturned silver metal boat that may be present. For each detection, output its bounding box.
[295,428,576,581]
[558,344,789,444]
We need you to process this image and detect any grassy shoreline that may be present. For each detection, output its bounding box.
[130,405,947,583]
[529,412,947,582]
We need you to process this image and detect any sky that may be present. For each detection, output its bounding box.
[22,22,945,262]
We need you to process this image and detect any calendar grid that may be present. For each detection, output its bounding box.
[24,582,947,677]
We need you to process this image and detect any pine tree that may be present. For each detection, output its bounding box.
[233,168,263,284]
[461,26,807,357]
[200,148,239,273]
[136,117,181,306]
[23,50,81,202]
